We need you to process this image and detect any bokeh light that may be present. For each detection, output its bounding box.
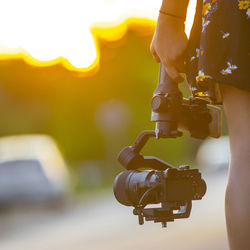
[0,0,196,71]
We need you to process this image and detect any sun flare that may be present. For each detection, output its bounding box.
[0,0,196,72]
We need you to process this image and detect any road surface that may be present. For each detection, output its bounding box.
[0,172,228,250]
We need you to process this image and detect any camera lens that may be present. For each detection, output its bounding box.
[113,171,132,206]
[113,170,159,206]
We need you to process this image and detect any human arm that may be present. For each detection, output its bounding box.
[150,0,190,83]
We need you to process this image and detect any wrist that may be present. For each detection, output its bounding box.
[159,9,186,20]
[157,12,185,29]
[160,0,189,21]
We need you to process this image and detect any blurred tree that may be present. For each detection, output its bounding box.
[0,20,226,179]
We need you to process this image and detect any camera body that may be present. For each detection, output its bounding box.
[114,168,206,207]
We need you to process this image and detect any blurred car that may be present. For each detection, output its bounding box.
[0,135,68,206]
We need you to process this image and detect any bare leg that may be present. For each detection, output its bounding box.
[220,83,250,250]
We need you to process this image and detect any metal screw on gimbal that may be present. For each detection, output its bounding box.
[162,222,167,228]
[138,215,144,225]
[155,128,160,140]
[179,165,190,170]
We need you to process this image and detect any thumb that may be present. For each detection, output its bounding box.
[163,62,184,83]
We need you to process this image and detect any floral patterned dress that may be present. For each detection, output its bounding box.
[186,0,250,101]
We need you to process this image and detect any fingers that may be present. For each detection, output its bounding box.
[152,51,160,63]
[163,61,184,83]
[175,48,187,73]
[150,45,185,83]
[163,49,186,82]
[173,60,186,77]
[150,46,160,63]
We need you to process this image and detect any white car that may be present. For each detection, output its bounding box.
[0,135,68,206]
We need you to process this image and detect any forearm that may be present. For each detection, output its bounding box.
[160,0,190,19]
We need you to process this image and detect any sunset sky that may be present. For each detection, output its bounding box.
[0,0,196,71]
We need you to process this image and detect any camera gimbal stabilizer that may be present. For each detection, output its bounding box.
[113,64,220,227]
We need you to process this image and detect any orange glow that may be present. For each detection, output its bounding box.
[0,0,196,74]
[0,47,99,74]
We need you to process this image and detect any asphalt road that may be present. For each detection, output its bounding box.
[0,172,229,250]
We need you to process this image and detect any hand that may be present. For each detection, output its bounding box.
[150,13,188,83]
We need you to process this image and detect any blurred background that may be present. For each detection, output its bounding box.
[0,0,230,249]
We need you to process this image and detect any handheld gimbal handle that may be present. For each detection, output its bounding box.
[154,63,180,94]
[151,63,183,138]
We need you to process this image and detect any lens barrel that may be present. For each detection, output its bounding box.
[113,170,159,206]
